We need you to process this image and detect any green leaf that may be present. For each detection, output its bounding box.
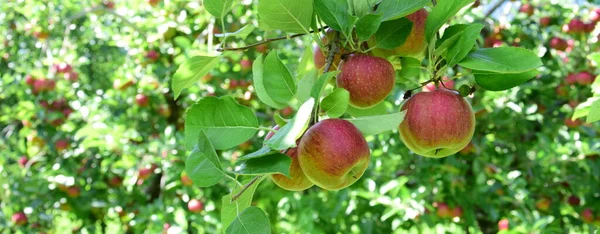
[296,70,318,103]
[172,56,220,99]
[346,101,388,117]
[174,36,192,49]
[185,96,258,150]
[263,52,297,104]
[297,46,315,80]
[321,88,350,118]
[238,145,273,161]
[355,13,383,41]
[473,69,539,91]
[398,57,421,79]
[252,55,288,109]
[587,99,600,123]
[203,0,234,18]
[234,153,292,176]
[459,47,543,74]
[425,0,474,42]
[265,98,315,150]
[314,0,357,38]
[185,131,224,187]
[373,18,412,50]
[443,23,483,66]
[311,71,339,101]
[346,111,405,135]
[222,177,266,230]
[258,0,313,34]
[226,207,271,234]
[375,0,429,21]
[587,52,600,65]
[350,0,380,17]
[273,113,289,127]
[215,25,255,40]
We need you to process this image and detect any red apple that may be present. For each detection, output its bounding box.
[519,4,534,16]
[18,156,29,167]
[313,29,343,70]
[581,208,595,223]
[498,218,509,230]
[135,94,149,107]
[566,73,578,84]
[576,71,595,85]
[240,59,252,73]
[138,167,153,180]
[399,89,475,158]
[436,202,452,218]
[25,75,36,86]
[540,17,552,27]
[549,37,568,51]
[370,9,428,59]
[280,107,294,117]
[146,50,159,61]
[535,197,551,211]
[255,44,268,53]
[298,119,370,190]
[55,139,69,151]
[565,118,582,128]
[54,63,72,73]
[337,54,395,108]
[109,176,123,187]
[567,195,581,206]
[12,212,27,226]
[591,9,600,23]
[268,126,314,191]
[568,19,586,33]
[147,0,160,6]
[585,22,596,33]
[423,77,455,92]
[103,1,115,9]
[67,186,81,198]
[555,84,568,97]
[451,206,463,218]
[64,71,79,81]
[188,199,204,213]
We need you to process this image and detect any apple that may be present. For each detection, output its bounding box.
[370,9,428,59]
[498,218,509,231]
[535,197,551,211]
[540,17,552,27]
[135,94,149,107]
[336,54,395,108]
[423,77,455,92]
[585,22,596,33]
[188,199,204,213]
[591,9,600,23]
[12,212,27,226]
[565,118,582,128]
[103,1,115,9]
[581,208,595,223]
[399,89,475,158]
[313,29,342,70]
[566,73,578,84]
[280,106,294,117]
[55,139,69,151]
[436,202,451,218]
[298,119,370,190]
[33,78,56,93]
[451,206,463,218]
[549,37,568,51]
[146,50,159,61]
[240,59,252,72]
[519,4,534,16]
[147,0,160,6]
[567,195,580,206]
[63,108,74,118]
[67,186,81,198]
[255,44,268,53]
[109,176,123,187]
[568,19,586,33]
[54,63,72,73]
[18,156,29,167]
[576,71,595,85]
[181,174,193,186]
[25,75,36,86]
[64,71,79,82]
[267,126,314,191]
[138,167,153,180]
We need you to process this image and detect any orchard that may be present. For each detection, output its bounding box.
[2,0,600,233]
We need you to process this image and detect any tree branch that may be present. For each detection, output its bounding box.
[484,0,508,19]
[216,27,328,52]
[231,175,263,202]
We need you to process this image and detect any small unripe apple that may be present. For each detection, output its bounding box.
[576,71,595,85]
[498,218,509,230]
[267,126,314,191]
[298,119,370,190]
[436,202,451,218]
[18,156,29,167]
[337,54,395,108]
[55,139,69,151]
[567,195,581,206]
[67,186,81,198]
[240,59,252,73]
[135,94,149,107]
[370,9,428,59]
[188,199,204,213]
[535,197,551,211]
[540,17,552,27]
[549,37,568,51]
[581,208,594,223]
[399,89,475,158]
[519,4,534,16]
[12,212,27,226]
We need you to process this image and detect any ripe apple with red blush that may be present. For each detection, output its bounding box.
[135,94,149,107]
[399,89,475,158]
[240,59,252,72]
[55,139,69,151]
[337,54,395,108]
[18,156,29,167]
[370,9,428,59]
[313,29,342,70]
[498,218,509,231]
[549,37,568,51]
[267,126,314,191]
[146,50,159,61]
[519,4,534,16]
[565,118,582,128]
[576,71,595,85]
[540,17,552,27]
[188,199,204,213]
[567,19,586,33]
[581,209,595,223]
[67,186,81,198]
[435,202,452,218]
[423,77,455,92]
[12,212,27,226]
[567,195,581,206]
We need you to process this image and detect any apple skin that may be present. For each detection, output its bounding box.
[567,195,580,206]
[498,218,509,231]
[240,59,252,72]
[549,37,568,51]
[576,71,595,85]
[135,94,149,107]
[591,9,600,23]
[581,209,595,223]
[399,89,475,158]
[267,126,314,191]
[369,9,428,59]
[539,17,552,27]
[18,156,29,167]
[55,139,69,151]
[336,54,395,108]
[519,4,534,16]
[188,199,204,213]
[298,119,370,191]
[567,19,586,33]
[12,212,27,226]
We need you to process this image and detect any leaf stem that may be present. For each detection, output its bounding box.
[216,27,328,52]
[225,173,243,187]
[231,175,263,202]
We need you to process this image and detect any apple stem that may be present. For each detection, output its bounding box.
[217,27,329,52]
[231,175,263,202]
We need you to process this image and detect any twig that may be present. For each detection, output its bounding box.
[484,0,508,19]
[231,175,263,202]
[216,27,328,52]
[322,32,340,73]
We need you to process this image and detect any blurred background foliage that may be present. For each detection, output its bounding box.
[0,0,599,233]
